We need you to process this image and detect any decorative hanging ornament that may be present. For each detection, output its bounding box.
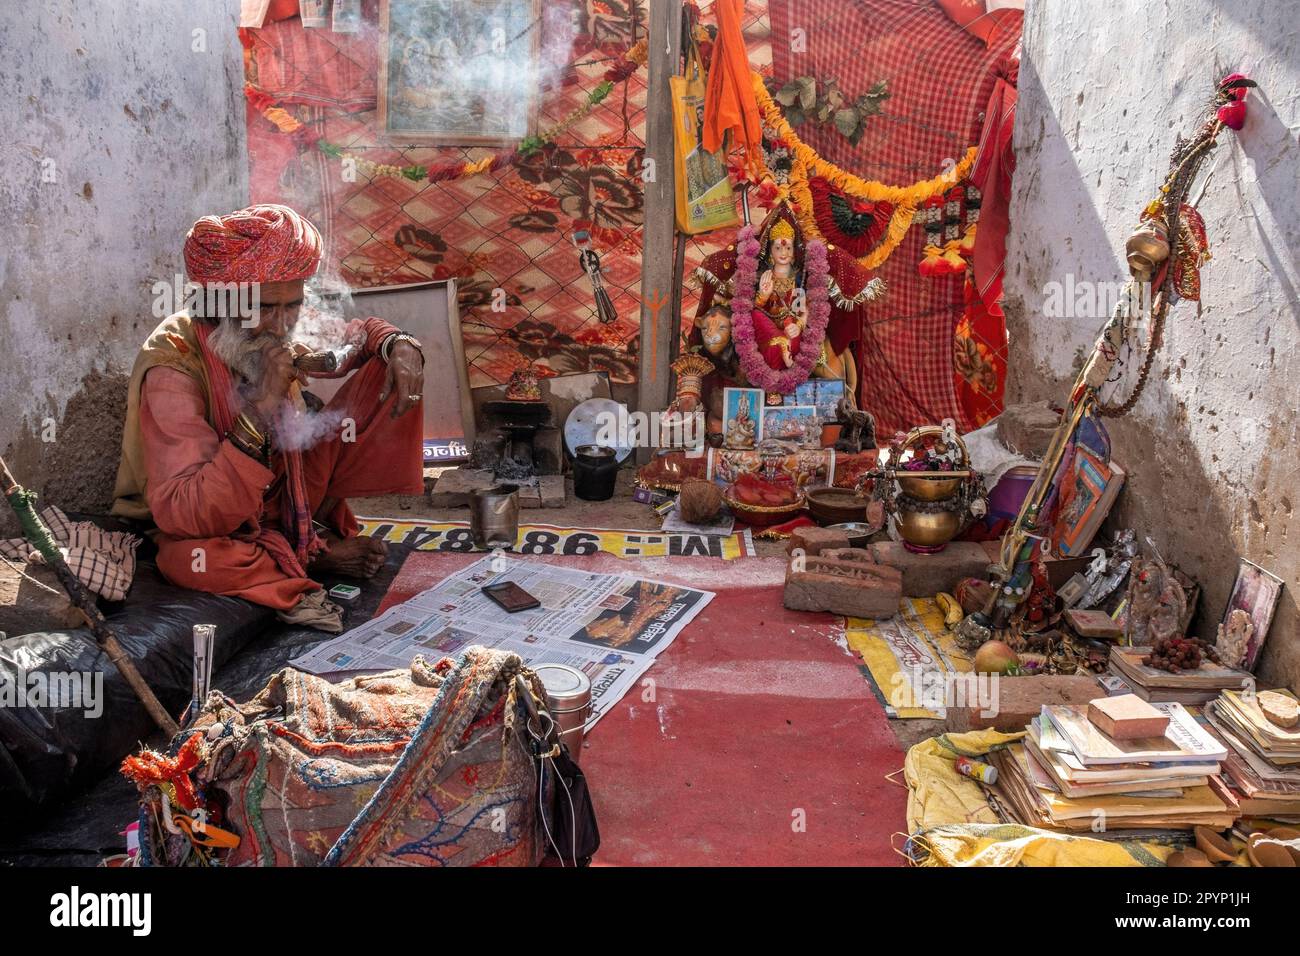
[573,230,617,325]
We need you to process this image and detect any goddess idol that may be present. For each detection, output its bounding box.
[752,217,807,369]
[692,202,884,399]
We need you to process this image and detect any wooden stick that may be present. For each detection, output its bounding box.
[0,456,181,738]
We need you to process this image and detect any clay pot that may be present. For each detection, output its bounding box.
[1167,849,1212,868]
[1247,830,1299,867]
[1194,826,1236,864]
[806,486,870,525]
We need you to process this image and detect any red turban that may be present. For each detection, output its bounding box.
[183,203,322,284]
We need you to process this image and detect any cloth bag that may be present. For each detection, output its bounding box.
[159,647,548,866]
[672,38,740,235]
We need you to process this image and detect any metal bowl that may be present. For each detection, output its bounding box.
[827,522,876,548]
[897,474,963,501]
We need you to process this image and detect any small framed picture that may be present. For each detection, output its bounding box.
[1222,559,1284,672]
[379,0,541,146]
[722,387,764,449]
[760,404,819,447]
[786,379,845,421]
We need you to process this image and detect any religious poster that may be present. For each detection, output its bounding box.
[379,0,540,145]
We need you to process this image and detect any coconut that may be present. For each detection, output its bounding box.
[973,640,1020,674]
[678,477,723,524]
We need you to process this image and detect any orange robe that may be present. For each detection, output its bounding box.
[139,318,423,610]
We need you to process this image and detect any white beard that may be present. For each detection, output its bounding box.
[206,317,279,385]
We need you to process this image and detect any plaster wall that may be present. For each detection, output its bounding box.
[1005,0,1300,688]
[0,2,247,519]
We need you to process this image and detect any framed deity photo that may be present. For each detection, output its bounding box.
[1222,559,1284,672]
[379,0,541,145]
[722,387,764,450]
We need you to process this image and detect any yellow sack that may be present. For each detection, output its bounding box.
[903,729,1174,867]
[913,823,1174,867]
[671,40,740,235]
[904,729,1023,833]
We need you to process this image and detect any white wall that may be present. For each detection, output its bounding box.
[1004,0,1300,688]
[0,2,248,511]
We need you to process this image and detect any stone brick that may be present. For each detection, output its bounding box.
[943,674,1105,732]
[538,474,566,508]
[994,401,1061,458]
[532,426,565,475]
[783,555,902,619]
[870,540,993,597]
[784,525,852,556]
[428,468,496,507]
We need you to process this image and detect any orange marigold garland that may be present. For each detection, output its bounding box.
[751,72,978,271]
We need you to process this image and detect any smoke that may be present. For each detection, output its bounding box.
[273,403,348,453]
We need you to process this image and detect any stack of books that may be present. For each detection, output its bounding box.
[989,698,1236,832]
[1107,647,1249,705]
[1204,689,1300,821]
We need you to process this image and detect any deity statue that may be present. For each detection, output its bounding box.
[696,305,734,362]
[751,218,809,370]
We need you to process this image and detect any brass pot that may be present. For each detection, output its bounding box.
[897,474,963,501]
[1125,221,1170,280]
[895,506,963,550]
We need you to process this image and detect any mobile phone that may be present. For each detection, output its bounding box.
[481,581,541,613]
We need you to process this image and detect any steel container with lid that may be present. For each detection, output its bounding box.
[533,663,593,763]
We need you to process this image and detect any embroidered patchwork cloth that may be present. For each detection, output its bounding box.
[0,506,140,602]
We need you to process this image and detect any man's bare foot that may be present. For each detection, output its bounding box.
[310,534,387,579]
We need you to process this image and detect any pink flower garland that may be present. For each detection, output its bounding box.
[730,225,832,394]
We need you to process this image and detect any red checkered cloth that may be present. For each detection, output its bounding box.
[769,0,1020,433]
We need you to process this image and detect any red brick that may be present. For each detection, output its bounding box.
[784,525,852,556]
[783,554,902,618]
[870,541,992,597]
[943,674,1104,732]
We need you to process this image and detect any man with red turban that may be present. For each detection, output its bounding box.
[112,204,425,632]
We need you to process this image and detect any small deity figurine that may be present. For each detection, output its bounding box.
[505,360,543,401]
[1215,608,1253,669]
[751,218,808,369]
[1125,556,1188,644]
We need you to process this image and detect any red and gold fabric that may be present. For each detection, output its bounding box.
[183,203,323,284]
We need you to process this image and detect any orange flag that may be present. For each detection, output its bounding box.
[702,0,761,173]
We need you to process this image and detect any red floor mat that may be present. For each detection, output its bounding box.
[383,551,907,866]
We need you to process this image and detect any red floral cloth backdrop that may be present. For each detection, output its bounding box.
[768,0,1019,432]
[245,0,772,389]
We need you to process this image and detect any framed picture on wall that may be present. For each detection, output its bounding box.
[379,0,541,145]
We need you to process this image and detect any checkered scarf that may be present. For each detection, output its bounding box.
[0,506,140,602]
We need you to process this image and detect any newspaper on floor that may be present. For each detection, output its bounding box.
[290,554,714,727]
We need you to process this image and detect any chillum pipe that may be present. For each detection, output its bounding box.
[0,456,181,739]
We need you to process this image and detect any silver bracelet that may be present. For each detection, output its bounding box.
[381,332,422,363]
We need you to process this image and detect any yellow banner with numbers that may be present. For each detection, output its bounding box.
[357,518,755,560]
